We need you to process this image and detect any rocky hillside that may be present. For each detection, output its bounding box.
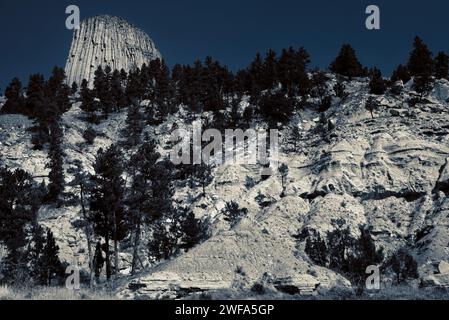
[65,15,161,87]
[117,78,449,298]
[2,75,449,298]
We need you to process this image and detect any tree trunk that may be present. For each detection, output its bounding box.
[105,235,111,281]
[80,186,94,287]
[114,239,119,278]
[112,209,119,279]
[131,222,141,275]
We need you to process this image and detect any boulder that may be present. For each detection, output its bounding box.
[438,261,449,274]
[422,274,449,288]
[271,274,320,296]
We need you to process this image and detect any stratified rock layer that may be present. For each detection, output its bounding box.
[65,15,161,86]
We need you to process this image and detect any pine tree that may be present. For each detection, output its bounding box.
[295,47,312,97]
[259,91,294,124]
[290,125,301,151]
[311,70,329,107]
[45,122,65,203]
[249,52,265,91]
[38,229,62,286]
[407,37,434,98]
[71,82,78,95]
[94,66,113,116]
[198,57,227,114]
[190,163,213,197]
[365,97,378,119]
[222,201,248,228]
[150,159,176,218]
[234,69,252,95]
[123,104,143,148]
[80,79,98,123]
[277,47,311,97]
[27,69,70,150]
[227,96,241,127]
[179,209,210,251]
[148,221,177,262]
[120,69,128,83]
[46,66,71,114]
[389,248,419,284]
[391,64,411,84]
[329,44,365,78]
[154,59,175,117]
[434,51,449,80]
[303,229,327,266]
[414,74,434,100]
[67,160,94,284]
[125,68,143,107]
[347,226,384,290]
[0,167,44,283]
[1,78,25,114]
[140,63,152,101]
[1,248,30,285]
[92,241,105,281]
[369,68,387,95]
[243,105,253,126]
[26,74,46,118]
[88,145,128,280]
[278,163,289,194]
[0,168,43,252]
[28,223,46,282]
[261,49,278,90]
[408,37,433,77]
[326,219,355,274]
[126,137,167,273]
[144,159,177,263]
[110,69,127,111]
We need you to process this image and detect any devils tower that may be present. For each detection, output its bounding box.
[65,15,161,86]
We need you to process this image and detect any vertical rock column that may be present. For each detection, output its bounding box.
[65,15,162,87]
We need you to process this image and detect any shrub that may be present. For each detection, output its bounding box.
[303,230,327,266]
[387,248,419,284]
[251,283,266,295]
[333,81,347,99]
[365,97,378,119]
[83,127,97,145]
[222,201,248,228]
[245,176,256,190]
[318,95,332,113]
[235,266,246,276]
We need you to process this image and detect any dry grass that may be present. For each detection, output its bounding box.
[2,284,448,300]
[0,285,116,300]
[357,286,449,300]
[189,285,449,301]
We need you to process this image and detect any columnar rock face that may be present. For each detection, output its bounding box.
[65,15,161,86]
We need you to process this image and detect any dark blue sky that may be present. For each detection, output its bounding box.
[1,0,449,91]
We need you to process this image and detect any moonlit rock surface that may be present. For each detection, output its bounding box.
[65,15,161,86]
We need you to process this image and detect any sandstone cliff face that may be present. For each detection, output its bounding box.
[116,79,449,298]
[65,15,161,86]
